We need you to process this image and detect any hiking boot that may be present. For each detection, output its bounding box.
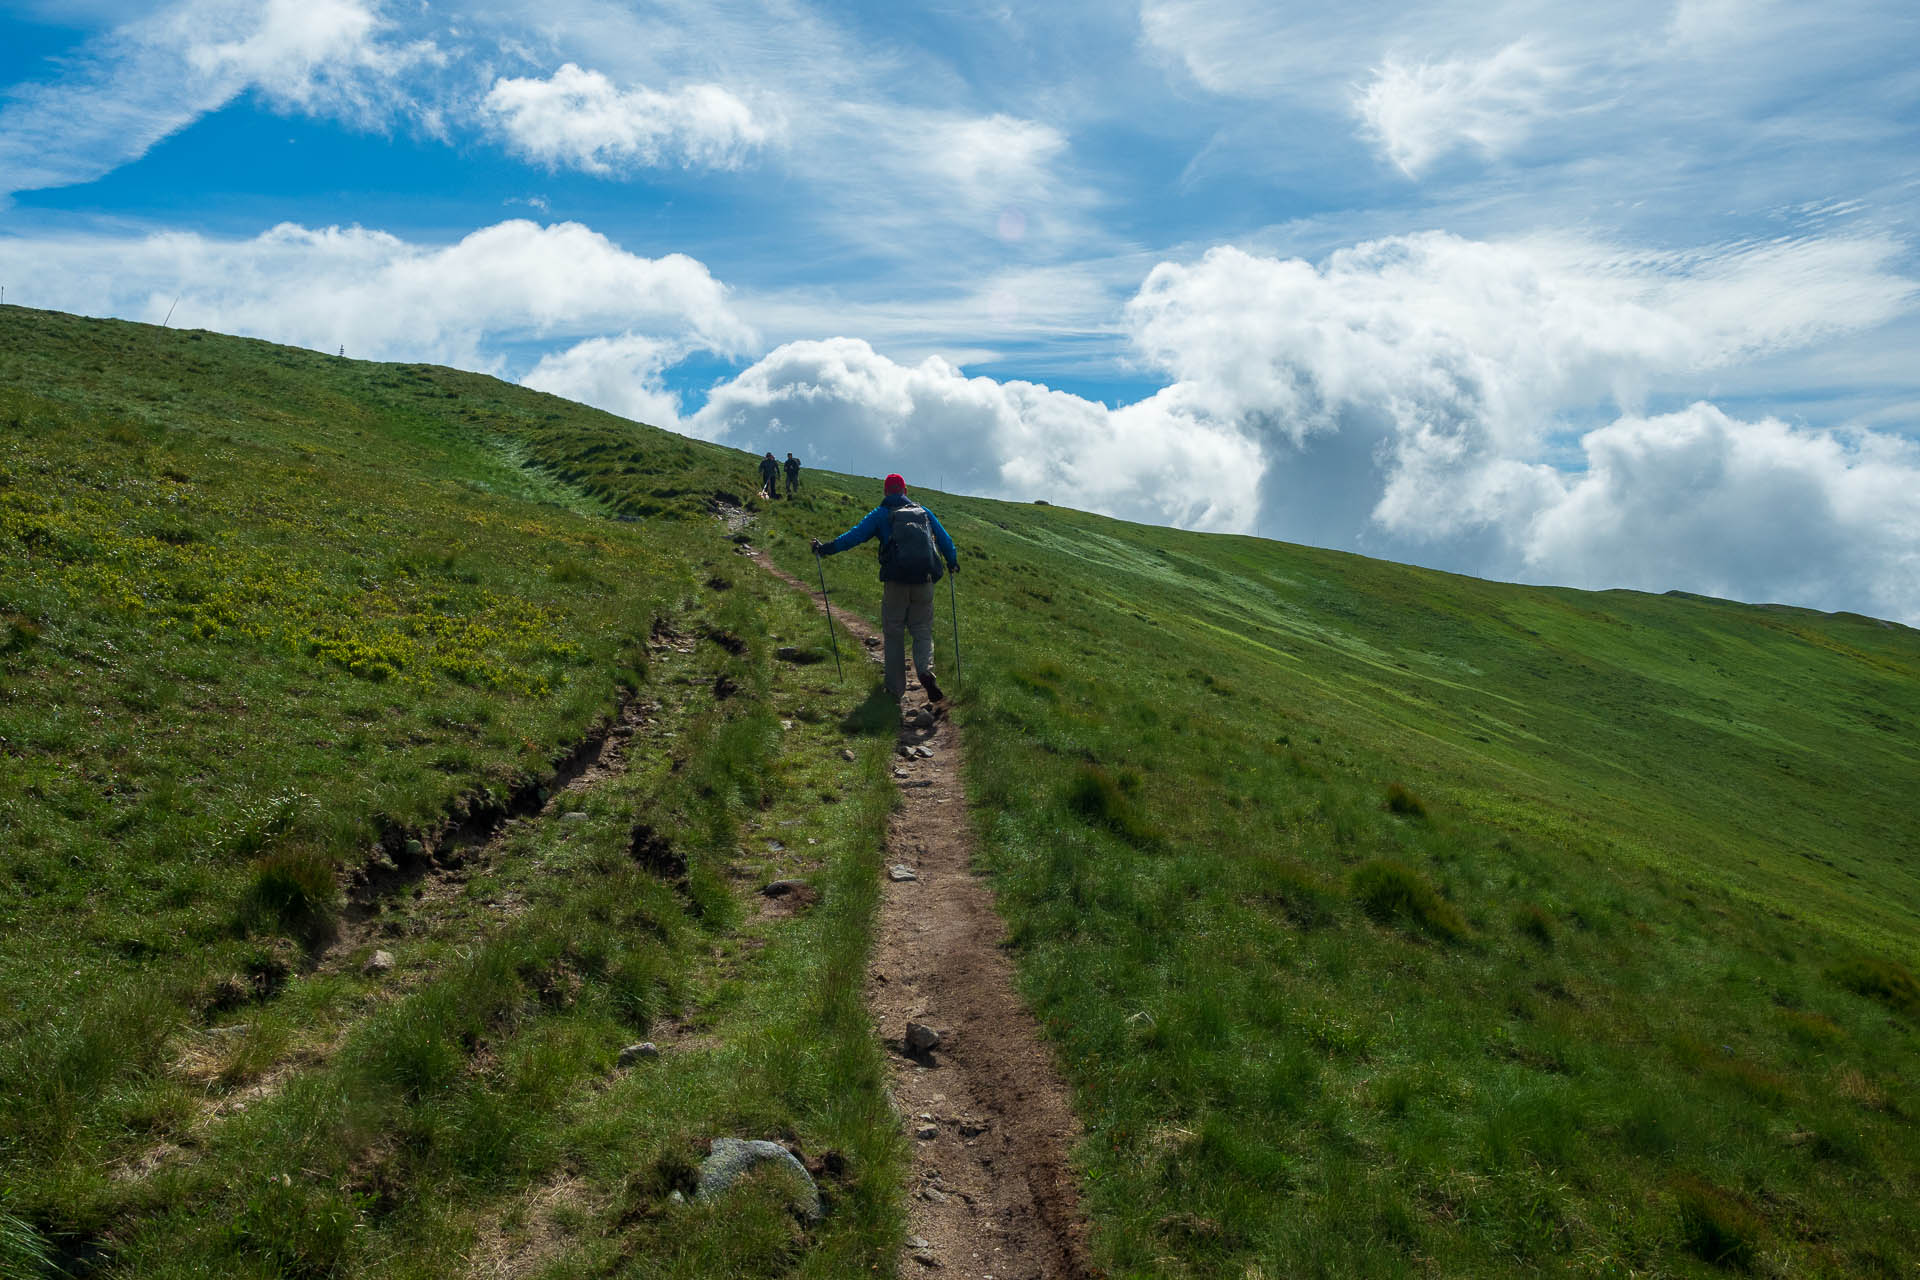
[921,676,945,703]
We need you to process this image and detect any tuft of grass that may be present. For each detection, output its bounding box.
[1,1200,55,1277]
[239,846,339,946]
[2,613,43,653]
[224,1177,360,1279]
[1826,954,1920,1018]
[1383,782,1428,818]
[1510,904,1555,946]
[1778,1008,1841,1046]
[1349,860,1467,941]
[1065,765,1160,847]
[1250,859,1338,929]
[1672,1176,1762,1270]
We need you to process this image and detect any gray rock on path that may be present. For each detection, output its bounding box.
[840,748,857,762]
[362,950,395,975]
[617,1042,659,1067]
[889,865,918,882]
[696,1138,823,1222]
[905,1021,941,1054]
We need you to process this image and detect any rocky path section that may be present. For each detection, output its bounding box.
[734,517,1092,1279]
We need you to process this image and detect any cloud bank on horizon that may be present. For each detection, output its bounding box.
[2,0,1917,623]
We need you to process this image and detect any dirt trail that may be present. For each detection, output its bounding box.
[735,519,1092,1279]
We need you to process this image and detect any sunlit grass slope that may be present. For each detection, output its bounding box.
[1,306,901,1277]
[9,300,1916,1278]
[754,475,1920,1275]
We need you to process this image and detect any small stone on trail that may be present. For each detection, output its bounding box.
[907,1236,931,1251]
[840,748,856,762]
[893,767,909,779]
[362,950,395,975]
[912,745,934,759]
[563,811,589,822]
[768,839,786,852]
[915,1124,939,1140]
[618,1042,659,1067]
[920,1186,949,1204]
[889,864,918,882]
[905,1021,941,1054]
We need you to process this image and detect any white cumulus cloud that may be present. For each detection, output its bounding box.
[687,337,1262,533]
[1531,405,1920,622]
[0,219,755,370]
[1355,41,1563,177]
[482,63,773,175]
[1119,231,1920,621]
[520,333,688,429]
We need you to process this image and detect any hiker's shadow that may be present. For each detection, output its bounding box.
[838,684,900,738]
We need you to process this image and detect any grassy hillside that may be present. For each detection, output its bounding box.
[5,303,1918,1278]
[752,477,1920,1273]
[0,306,903,1277]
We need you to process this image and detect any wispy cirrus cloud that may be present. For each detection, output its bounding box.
[0,0,436,196]
[482,62,775,174]
[1141,0,1920,210]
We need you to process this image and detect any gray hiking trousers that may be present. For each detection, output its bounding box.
[880,581,936,698]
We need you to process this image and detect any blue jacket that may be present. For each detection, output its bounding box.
[822,493,959,579]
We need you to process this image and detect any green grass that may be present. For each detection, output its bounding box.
[754,465,1920,1276]
[0,306,902,1275]
[8,302,1920,1277]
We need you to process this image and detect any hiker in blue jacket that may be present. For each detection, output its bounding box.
[812,473,958,703]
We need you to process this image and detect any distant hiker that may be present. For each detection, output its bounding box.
[759,452,780,499]
[783,452,801,497]
[812,474,958,703]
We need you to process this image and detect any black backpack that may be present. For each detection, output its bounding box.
[881,503,944,583]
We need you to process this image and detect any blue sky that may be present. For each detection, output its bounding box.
[3,0,1917,622]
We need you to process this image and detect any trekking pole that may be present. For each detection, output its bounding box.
[948,571,961,688]
[816,554,844,681]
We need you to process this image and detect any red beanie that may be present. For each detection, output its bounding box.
[884,474,906,494]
